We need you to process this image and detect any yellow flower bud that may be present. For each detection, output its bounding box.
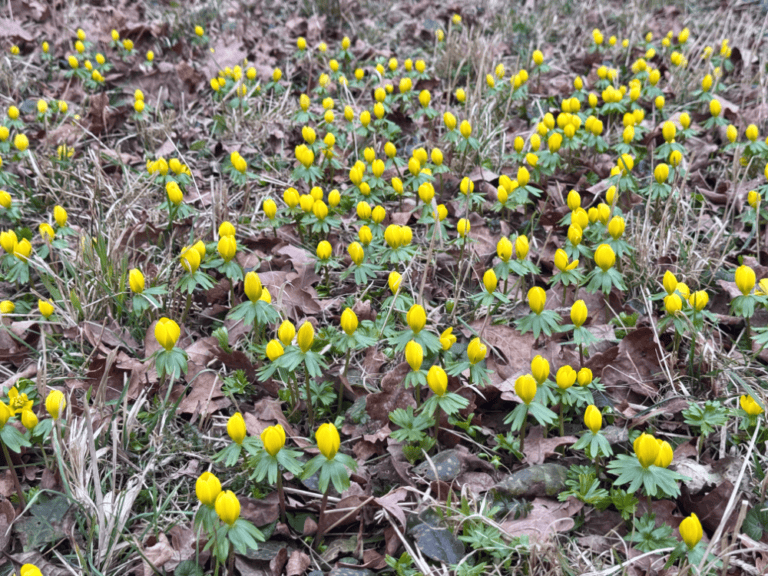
[155,317,180,350]
[261,424,286,456]
[584,405,602,434]
[38,299,54,318]
[217,235,237,262]
[45,389,66,420]
[497,237,513,262]
[679,513,703,549]
[457,219,470,238]
[340,308,358,335]
[654,439,673,468]
[608,216,625,239]
[515,374,537,405]
[740,394,763,416]
[689,291,709,311]
[227,412,246,444]
[196,472,222,507]
[571,300,587,327]
[467,337,487,365]
[388,271,402,293]
[278,320,296,346]
[129,269,145,293]
[316,422,340,459]
[578,367,593,386]
[594,244,616,271]
[405,340,423,372]
[266,339,284,361]
[215,490,240,525]
[483,269,498,293]
[527,286,546,314]
[21,410,38,431]
[515,235,529,260]
[735,264,756,295]
[634,433,660,468]
[556,365,577,389]
[440,327,456,351]
[244,272,263,303]
[297,321,314,352]
[0,300,14,314]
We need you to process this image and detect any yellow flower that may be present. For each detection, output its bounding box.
[0,402,9,428]
[217,235,237,262]
[358,226,372,246]
[405,340,423,371]
[275,321,295,347]
[531,355,549,384]
[746,124,759,142]
[654,439,673,468]
[261,424,286,456]
[497,237,513,262]
[348,241,364,265]
[14,134,29,152]
[427,365,448,397]
[227,412,246,445]
[263,198,277,219]
[215,490,240,525]
[556,365,577,389]
[38,299,54,318]
[584,405,602,434]
[483,269,498,293]
[316,422,340,459]
[578,367,593,386]
[515,235,529,260]
[388,271,402,293]
[129,269,146,295]
[0,300,14,314]
[515,374,537,405]
[740,394,763,416]
[709,99,721,117]
[554,249,578,272]
[406,304,426,334]
[340,308,358,335]
[440,327,456,351]
[155,317,180,351]
[467,337,487,365]
[0,191,10,209]
[195,471,221,507]
[567,225,582,246]
[679,513,703,549]
[527,286,546,314]
[455,88,466,103]
[748,190,761,209]
[664,294,682,315]
[7,387,33,415]
[608,216,625,239]
[571,300,588,327]
[457,219,470,238]
[316,240,332,260]
[266,339,284,361]
[14,238,32,261]
[689,291,709,311]
[444,112,457,131]
[735,265,755,295]
[297,321,314,352]
[180,245,201,273]
[45,389,66,419]
[633,433,660,468]
[594,244,616,272]
[20,410,37,430]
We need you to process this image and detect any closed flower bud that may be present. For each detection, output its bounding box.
[748,190,760,208]
[634,433,660,468]
[709,99,722,117]
[180,246,201,273]
[14,238,32,261]
[517,166,530,187]
[427,365,448,396]
[531,355,549,385]
[440,327,456,351]
[263,198,277,219]
[679,513,703,549]
[662,121,676,143]
[689,290,709,311]
[497,237,513,262]
[431,148,443,165]
[735,264,756,295]
[515,235,529,260]
[443,112,457,130]
[567,224,582,246]
[21,410,37,430]
[584,405,602,434]
[39,299,54,318]
[266,339,284,361]
[457,219,470,237]
[405,305,426,335]
[662,271,678,295]
[217,235,237,262]
[358,226,373,246]
[554,249,578,272]
[278,320,296,346]
[608,216,625,239]
[196,472,222,507]
[483,269,498,293]
[155,317,180,351]
[0,301,14,314]
[746,124,758,142]
[45,389,66,419]
[459,120,472,139]
[340,308,358,335]
[227,412,246,444]
[316,422,340,460]
[244,271,263,302]
[405,340,423,371]
[347,241,365,265]
[215,490,240,525]
[567,190,581,211]
[654,439,673,468]
[388,271,402,293]
[515,374,537,405]
[571,300,588,327]
[578,367,593,386]
[467,337,487,365]
[654,163,670,184]
[297,321,314,352]
[0,191,10,209]
[726,124,737,143]
[594,244,616,271]
[556,365,577,389]
[312,200,328,220]
[14,133,29,151]
[527,286,546,314]
[418,182,435,204]
[129,269,145,293]
[261,424,286,456]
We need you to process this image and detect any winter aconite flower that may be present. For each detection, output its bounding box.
[195,472,222,507]
[317,422,340,459]
[227,413,246,445]
[467,337,487,364]
[38,299,54,318]
[515,374,537,405]
[633,433,661,468]
[740,394,763,416]
[155,317,180,350]
[440,327,456,351]
[679,513,703,549]
[405,340,423,371]
[527,287,546,314]
[427,365,448,396]
[584,405,602,433]
[735,265,755,295]
[45,390,66,419]
[261,424,286,456]
[297,321,314,352]
[215,490,241,525]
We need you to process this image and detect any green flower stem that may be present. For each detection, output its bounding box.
[415,383,421,407]
[305,371,315,430]
[746,316,752,346]
[181,292,192,325]
[1,439,25,508]
[276,470,286,524]
[579,343,584,370]
[313,489,330,550]
[338,348,351,416]
[689,310,697,376]
[519,410,528,453]
[756,206,761,266]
